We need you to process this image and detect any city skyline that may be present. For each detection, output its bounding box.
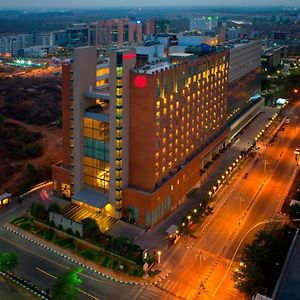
[0,0,300,9]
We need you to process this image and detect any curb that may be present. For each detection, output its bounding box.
[0,271,49,299]
[4,226,171,286]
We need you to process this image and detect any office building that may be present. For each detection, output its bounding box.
[190,16,218,32]
[89,19,142,47]
[50,30,67,46]
[66,24,89,48]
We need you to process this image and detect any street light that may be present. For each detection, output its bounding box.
[157,250,162,264]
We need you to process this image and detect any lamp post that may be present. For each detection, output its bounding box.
[157,250,162,264]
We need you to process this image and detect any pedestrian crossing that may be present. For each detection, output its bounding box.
[122,278,197,300]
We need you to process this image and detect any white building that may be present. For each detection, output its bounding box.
[0,36,17,56]
[189,16,218,32]
[136,43,164,62]
[227,40,262,83]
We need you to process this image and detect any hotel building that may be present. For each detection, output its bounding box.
[53,45,230,227]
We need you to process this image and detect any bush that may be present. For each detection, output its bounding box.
[58,224,63,231]
[80,249,98,261]
[37,229,44,236]
[49,220,55,228]
[102,256,111,267]
[112,260,119,270]
[45,229,55,241]
[48,203,61,214]
[29,202,48,220]
[66,228,74,236]
[20,221,32,231]
[11,217,26,225]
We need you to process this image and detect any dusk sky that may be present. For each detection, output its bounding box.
[0,0,300,9]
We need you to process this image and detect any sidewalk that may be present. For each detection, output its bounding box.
[4,223,171,286]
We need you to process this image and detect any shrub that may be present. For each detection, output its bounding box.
[37,229,44,236]
[20,221,31,231]
[75,231,80,238]
[45,229,55,241]
[29,202,48,220]
[48,203,61,214]
[66,228,74,236]
[102,256,111,267]
[112,260,119,270]
[11,217,25,225]
[58,224,63,231]
[49,220,55,228]
[80,249,98,261]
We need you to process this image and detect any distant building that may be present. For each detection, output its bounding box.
[145,19,155,35]
[50,30,67,46]
[66,23,89,48]
[0,36,17,57]
[189,16,218,32]
[23,45,58,58]
[89,18,142,47]
[269,31,288,45]
[155,20,170,34]
[262,46,287,68]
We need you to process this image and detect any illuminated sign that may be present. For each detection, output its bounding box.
[123,53,136,60]
[134,75,147,88]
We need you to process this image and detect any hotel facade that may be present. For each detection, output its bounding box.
[53,46,230,227]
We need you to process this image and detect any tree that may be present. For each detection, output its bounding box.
[233,223,295,297]
[48,203,61,214]
[51,268,82,300]
[29,202,48,220]
[0,252,18,272]
[81,218,102,241]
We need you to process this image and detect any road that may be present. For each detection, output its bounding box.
[0,104,297,300]
[0,188,174,299]
[143,102,300,300]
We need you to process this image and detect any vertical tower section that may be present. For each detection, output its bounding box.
[108,50,136,217]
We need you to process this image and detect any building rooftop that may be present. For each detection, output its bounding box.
[133,60,175,74]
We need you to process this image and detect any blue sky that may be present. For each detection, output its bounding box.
[0,0,299,9]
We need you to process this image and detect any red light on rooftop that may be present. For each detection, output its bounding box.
[123,53,136,60]
[134,75,147,89]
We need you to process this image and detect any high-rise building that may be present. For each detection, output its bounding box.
[53,45,230,228]
[50,30,67,46]
[66,24,89,48]
[123,51,229,227]
[89,19,142,47]
[52,47,137,219]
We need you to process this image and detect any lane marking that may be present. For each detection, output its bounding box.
[0,234,118,287]
[36,267,100,300]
